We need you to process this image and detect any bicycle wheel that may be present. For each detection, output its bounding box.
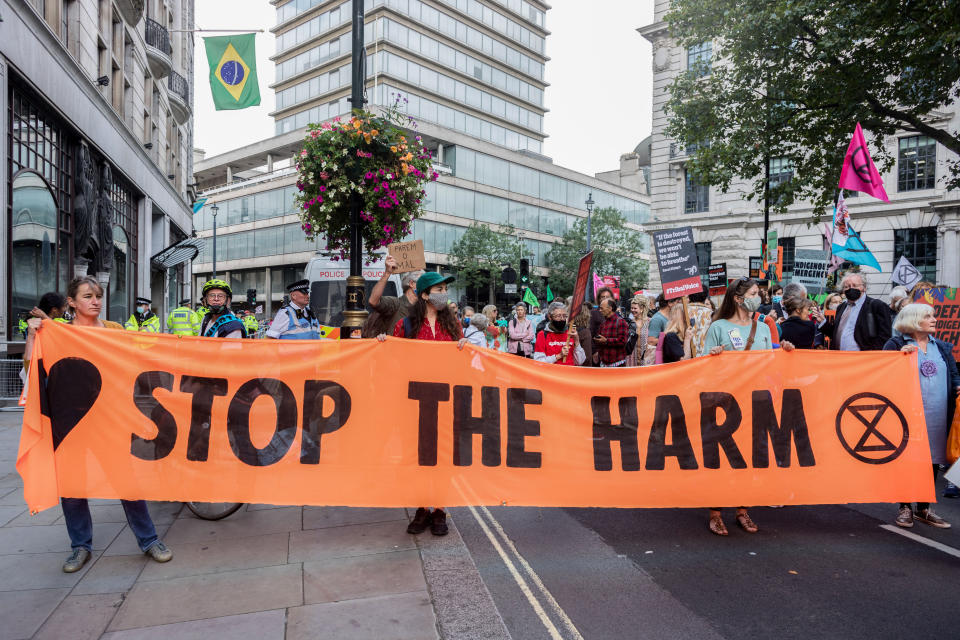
[185,501,244,520]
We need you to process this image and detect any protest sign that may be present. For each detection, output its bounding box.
[653,227,702,300]
[601,275,620,300]
[18,321,932,512]
[766,230,779,263]
[387,239,427,272]
[570,252,594,311]
[749,256,764,280]
[891,256,922,290]
[914,287,960,361]
[708,264,727,296]
[792,249,829,294]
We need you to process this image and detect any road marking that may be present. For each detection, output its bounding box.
[880,524,960,559]
[465,503,566,640]
[477,505,585,640]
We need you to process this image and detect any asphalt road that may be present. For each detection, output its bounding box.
[452,477,960,640]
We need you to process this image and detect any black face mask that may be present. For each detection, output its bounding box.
[549,320,568,333]
[208,304,226,315]
[844,288,862,302]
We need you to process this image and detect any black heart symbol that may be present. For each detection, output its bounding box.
[38,358,102,450]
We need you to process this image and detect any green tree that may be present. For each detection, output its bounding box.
[448,222,518,298]
[545,207,648,299]
[665,0,960,218]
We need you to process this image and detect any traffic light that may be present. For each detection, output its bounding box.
[246,288,256,305]
[519,259,530,285]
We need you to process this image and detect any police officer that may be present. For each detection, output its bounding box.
[265,279,321,339]
[242,310,259,338]
[167,299,198,336]
[125,297,160,332]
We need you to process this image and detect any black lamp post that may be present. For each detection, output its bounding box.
[210,203,219,278]
[340,0,368,338]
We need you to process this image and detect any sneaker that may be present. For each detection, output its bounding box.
[944,482,960,499]
[895,505,914,528]
[407,507,432,535]
[145,541,173,562]
[915,508,951,529]
[430,509,449,536]
[62,548,91,573]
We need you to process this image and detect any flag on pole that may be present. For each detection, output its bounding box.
[838,123,889,202]
[522,287,540,308]
[204,34,261,111]
[831,191,881,271]
[192,198,208,214]
[546,285,555,303]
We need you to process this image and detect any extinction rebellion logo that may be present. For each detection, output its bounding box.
[835,392,909,464]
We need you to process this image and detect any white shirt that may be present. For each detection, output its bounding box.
[266,302,308,339]
[839,295,866,352]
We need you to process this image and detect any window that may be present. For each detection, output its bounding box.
[778,237,795,280]
[687,41,712,78]
[684,169,709,213]
[768,157,794,204]
[695,242,712,287]
[894,227,937,282]
[898,136,936,191]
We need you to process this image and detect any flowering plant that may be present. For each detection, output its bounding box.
[295,95,437,263]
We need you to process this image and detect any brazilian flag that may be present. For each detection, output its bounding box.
[204,34,260,110]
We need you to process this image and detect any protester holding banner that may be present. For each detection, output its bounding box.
[595,298,629,367]
[507,303,535,358]
[703,277,795,536]
[24,276,173,572]
[884,303,960,529]
[385,272,465,536]
[533,301,585,366]
[820,274,891,351]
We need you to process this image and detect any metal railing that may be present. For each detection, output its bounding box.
[0,342,26,403]
[168,70,190,103]
[145,18,172,55]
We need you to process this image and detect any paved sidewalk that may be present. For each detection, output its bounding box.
[0,411,509,640]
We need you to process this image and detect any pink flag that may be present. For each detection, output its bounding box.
[838,123,889,202]
[592,272,605,298]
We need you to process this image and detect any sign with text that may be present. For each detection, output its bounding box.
[17,321,933,512]
[653,227,703,300]
[570,252,594,311]
[749,256,763,280]
[766,229,779,263]
[792,249,829,294]
[708,263,727,296]
[601,275,620,300]
[387,239,427,272]
[914,288,960,361]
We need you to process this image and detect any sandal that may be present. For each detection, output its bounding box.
[709,515,728,536]
[736,513,758,533]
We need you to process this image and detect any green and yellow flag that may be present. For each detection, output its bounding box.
[204,34,260,111]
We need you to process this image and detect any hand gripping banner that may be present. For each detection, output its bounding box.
[18,321,934,513]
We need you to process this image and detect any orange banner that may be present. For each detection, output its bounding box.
[17,321,934,513]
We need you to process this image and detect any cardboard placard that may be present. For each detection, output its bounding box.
[387,239,427,272]
[652,227,703,300]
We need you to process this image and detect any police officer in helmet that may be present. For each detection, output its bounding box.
[265,279,322,340]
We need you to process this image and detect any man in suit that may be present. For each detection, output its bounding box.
[820,273,892,351]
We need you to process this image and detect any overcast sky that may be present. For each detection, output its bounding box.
[193,1,654,177]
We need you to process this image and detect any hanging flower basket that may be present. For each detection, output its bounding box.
[295,96,437,263]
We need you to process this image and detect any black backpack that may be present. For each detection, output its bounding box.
[624,318,638,356]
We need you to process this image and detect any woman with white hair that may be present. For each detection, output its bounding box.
[463,312,489,348]
[889,286,910,316]
[884,303,960,529]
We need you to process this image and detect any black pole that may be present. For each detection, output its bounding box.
[763,152,770,280]
[341,0,368,338]
[212,210,218,278]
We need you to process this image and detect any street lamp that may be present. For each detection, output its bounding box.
[585,192,594,253]
[210,203,219,278]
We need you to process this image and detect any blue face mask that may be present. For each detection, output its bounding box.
[772,295,783,304]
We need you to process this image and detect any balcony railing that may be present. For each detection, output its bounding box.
[168,70,189,103]
[145,18,171,55]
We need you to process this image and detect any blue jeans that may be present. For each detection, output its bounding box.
[61,498,159,552]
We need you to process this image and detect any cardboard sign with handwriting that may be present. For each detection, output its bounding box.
[388,239,427,272]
